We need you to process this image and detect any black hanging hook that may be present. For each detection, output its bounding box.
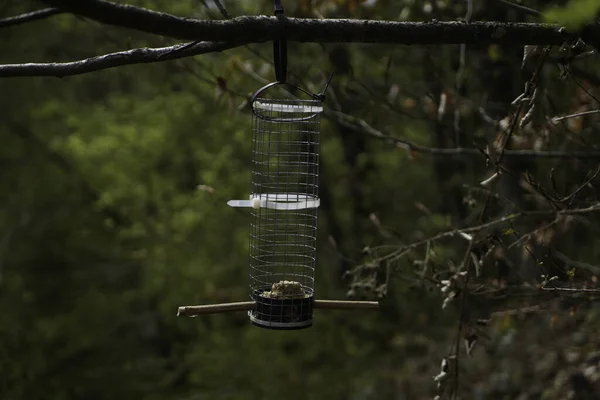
[314,70,335,102]
[273,0,287,83]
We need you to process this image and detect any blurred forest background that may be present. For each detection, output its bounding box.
[2,0,600,399]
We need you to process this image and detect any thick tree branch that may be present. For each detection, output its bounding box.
[37,0,589,45]
[0,41,240,78]
[2,0,596,79]
[0,8,62,29]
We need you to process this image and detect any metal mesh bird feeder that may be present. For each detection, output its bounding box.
[177,0,379,329]
[227,83,323,329]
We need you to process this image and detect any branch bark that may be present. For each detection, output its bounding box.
[0,8,62,29]
[37,0,587,45]
[0,41,241,78]
[2,1,596,79]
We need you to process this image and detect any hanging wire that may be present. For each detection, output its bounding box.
[273,0,287,83]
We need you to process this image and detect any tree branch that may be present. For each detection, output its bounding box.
[37,0,586,45]
[541,286,600,293]
[367,203,600,265]
[0,41,241,78]
[3,1,596,79]
[553,250,600,275]
[329,110,600,159]
[552,109,600,123]
[0,8,62,29]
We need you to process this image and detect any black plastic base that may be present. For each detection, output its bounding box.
[249,319,313,330]
[249,288,314,330]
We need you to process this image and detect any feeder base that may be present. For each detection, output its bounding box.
[249,288,314,330]
[249,313,313,330]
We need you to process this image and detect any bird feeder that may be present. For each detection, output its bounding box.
[177,0,379,329]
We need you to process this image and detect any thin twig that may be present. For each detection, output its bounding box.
[552,109,600,123]
[553,251,600,275]
[507,220,554,285]
[452,241,474,399]
[560,164,600,204]
[0,8,62,28]
[368,203,600,266]
[213,0,232,19]
[570,72,600,106]
[497,47,549,165]
[0,41,242,78]
[494,0,542,16]
[451,183,492,399]
[506,218,560,249]
[328,110,600,159]
[541,286,600,293]
[160,0,233,62]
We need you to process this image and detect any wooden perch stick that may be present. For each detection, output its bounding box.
[313,300,380,310]
[177,301,255,316]
[177,299,379,317]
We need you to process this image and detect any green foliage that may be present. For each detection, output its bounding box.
[543,0,600,29]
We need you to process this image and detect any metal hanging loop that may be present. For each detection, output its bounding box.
[249,82,322,122]
[249,71,335,122]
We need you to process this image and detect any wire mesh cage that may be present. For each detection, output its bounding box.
[228,88,323,329]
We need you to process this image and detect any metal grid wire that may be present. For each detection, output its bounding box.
[248,97,322,307]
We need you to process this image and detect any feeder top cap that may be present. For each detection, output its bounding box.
[253,101,323,114]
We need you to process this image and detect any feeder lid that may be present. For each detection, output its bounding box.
[253,101,323,114]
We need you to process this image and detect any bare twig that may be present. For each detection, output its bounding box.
[213,0,232,19]
[329,110,600,159]
[553,251,600,275]
[506,218,560,250]
[497,47,549,165]
[494,0,542,16]
[174,0,233,60]
[451,181,493,399]
[0,8,62,28]
[369,203,600,265]
[0,41,242,78]
[541,286,600,293]
[560,165,600,203]
[552,109,600,123]
[452,242,474,399]
[570,72,600,105]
